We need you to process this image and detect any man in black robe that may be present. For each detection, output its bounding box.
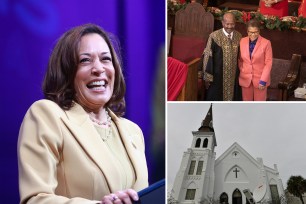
[203,12,242,101]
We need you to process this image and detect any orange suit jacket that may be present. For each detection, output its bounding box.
[18,100,148,204]
[238,35,273,88]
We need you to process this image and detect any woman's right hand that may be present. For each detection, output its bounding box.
[101,189,139,204]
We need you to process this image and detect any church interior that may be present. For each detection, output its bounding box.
[167,0,306,101]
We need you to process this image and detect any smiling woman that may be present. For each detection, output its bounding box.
[42,24,126,116]
[74,33,116,124]
[17,24,148,204]
[238,19,273,101]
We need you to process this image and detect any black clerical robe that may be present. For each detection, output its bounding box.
[203,29,242,101]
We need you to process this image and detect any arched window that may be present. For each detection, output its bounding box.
[203,138,208,148]
[196,161,204,175]
[220,192,228,204]
[270,184,280,204]
[188,160,196,175]
[232,189,242,204]
[195,138,201,148]
[185,189,196,200]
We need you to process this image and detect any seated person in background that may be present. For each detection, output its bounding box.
[298,0,306,17]
[259,0,288,17]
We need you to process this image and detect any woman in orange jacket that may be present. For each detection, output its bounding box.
[238,19,273,101]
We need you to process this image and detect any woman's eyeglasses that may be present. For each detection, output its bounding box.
[247,30,259,35]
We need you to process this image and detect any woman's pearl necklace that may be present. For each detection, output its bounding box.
[89,110,112,141]
[89,110,111,127]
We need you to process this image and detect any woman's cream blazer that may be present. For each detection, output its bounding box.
[18,99,148,204]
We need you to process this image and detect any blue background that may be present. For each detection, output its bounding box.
[0,0,165,203]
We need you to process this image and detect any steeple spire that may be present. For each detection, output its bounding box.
[198,104,214,132]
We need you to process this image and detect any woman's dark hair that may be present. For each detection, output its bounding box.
[43,24,126,116]
[246,19,261,29]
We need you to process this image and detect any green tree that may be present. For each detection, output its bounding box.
[287,175,306,204]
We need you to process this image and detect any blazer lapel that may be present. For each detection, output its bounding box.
[243,38,251,63]
[251,36,262,61]
[109,111,148,190]
[60,103,122,192]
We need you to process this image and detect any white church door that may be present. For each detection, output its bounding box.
[232,189,242,204]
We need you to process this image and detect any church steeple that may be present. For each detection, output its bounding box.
[172,104,216,203]
[198,104,214,132]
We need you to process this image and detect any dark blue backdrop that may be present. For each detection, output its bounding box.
[0,0,165,203]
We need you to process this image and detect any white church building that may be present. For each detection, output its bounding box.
[171,105,285,204]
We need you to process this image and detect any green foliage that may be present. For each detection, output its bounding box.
[167,0,187,15]
[287,175,306,204]
[264,16,281,30]
[295,16,306,31]
[279,19,294,31]
[167,2,306,32]
[230,9,244,23]
[206,7,224,20]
